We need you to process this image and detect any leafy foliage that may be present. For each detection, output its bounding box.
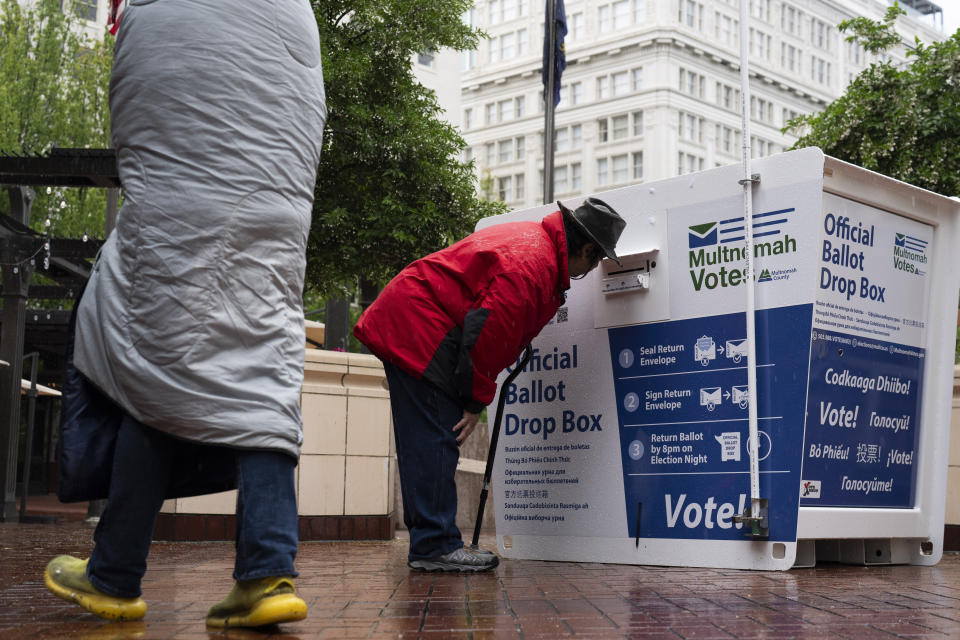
[785,5,960,197]
[310,0,506,297]
[0,0,113,237]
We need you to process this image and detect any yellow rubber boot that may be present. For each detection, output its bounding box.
[206,576,307,628]
[44,556,147,621]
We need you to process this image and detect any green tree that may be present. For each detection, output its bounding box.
[309,0,506,298]
[785,5,960,197]
[0,0,112,237]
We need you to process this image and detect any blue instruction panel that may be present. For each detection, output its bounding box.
[799,328,924,507]
[607,304,812,542]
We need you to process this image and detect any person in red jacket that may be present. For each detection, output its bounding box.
[354,198,626,572]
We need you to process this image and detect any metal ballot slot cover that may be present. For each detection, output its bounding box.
[600,248,659,295]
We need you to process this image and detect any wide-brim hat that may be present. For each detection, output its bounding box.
[557,197,627,266]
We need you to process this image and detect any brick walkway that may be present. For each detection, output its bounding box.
[4,522,960,639]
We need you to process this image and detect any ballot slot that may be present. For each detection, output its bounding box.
[600,248,659,295]
[594,244,670,329]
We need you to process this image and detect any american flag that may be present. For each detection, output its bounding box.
[107,0,127,35]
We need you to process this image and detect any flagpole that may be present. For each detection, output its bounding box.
[543,0,557,205]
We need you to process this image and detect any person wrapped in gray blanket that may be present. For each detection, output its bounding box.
[43,0,327,628]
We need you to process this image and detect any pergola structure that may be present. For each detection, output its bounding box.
[0,148,118,521]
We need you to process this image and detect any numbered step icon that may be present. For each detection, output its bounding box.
[628,440,644,460]
[619,349,635,369]
[623,392,639,412]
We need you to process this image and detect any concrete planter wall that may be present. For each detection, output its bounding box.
[154,348,395,541]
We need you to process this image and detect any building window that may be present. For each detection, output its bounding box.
[632,152,643,180]
[780,43,799,73]
[715,124,738,155]
[678,112,703,143]
[516,136,525,160]
[498,175,513,201]
[463,49,478,70]
[515,173,525,200]
[716,82,741,111]
[417,51,435,67]
[597,158,609,186]
[811,18,830,51]
[485,103,496,125]
[678,152,704,175]
[781,5,800,36]
[516,96,526,118]
[464,147,473,164]
[750,96,773,123]
[750,0,769,22]
[607,72,627,97]
[810,56,831,85]
[486,143,495,166]
[632,111,644,136]
[571,163,582,190]
[679,68,705,98]
[498,99,514,122]
[489,0,501,25]
[612,115,629,140]
[464,108,473,130]
[632,67,643,91]
[750,28,771,59]
[597,76,610,100]
[554,165,569,193]
[679,0,703,30]
[612,154,629,184]
[498,139,513,163]
[76,0,97,21]
[570,82,583,105]
[597,118,609,143]
[715,13,737,47]
[569,12,584,40]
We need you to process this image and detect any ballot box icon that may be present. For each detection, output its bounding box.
[700,387,722,411]
[725,339,747,363]
[714,431,741,462]
[731,385,749,409]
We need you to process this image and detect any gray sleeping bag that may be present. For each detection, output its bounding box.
[74,0,328,459]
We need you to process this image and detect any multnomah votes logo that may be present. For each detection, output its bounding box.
[687,208,796,249]
[685,208,798,291]
[893,233,928,276]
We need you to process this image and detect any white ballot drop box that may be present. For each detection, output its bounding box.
[478,148,960,570]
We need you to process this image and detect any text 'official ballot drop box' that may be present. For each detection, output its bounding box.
[478,148,960,570]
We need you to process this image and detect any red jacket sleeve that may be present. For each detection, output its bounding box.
[462,272,555,409]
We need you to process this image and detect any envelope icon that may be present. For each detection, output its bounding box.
[895,233,906,247]
[688,222,718,248]
[700,387,722,407]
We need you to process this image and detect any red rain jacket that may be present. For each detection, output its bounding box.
[354,211,570,412]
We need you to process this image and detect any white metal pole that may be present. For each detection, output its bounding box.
[738,0,761,521]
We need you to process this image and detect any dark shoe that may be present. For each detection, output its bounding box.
[408,547,499,572]
[44,556,147,621]
[206,576,307,628]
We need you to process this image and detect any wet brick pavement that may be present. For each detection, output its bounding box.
[4,521,960,639]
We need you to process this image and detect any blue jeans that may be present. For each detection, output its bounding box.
[382,362,464,561]
[87,414,298,598]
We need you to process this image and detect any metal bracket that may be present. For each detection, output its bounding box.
[738,173,761,187]
[733,498,769,538]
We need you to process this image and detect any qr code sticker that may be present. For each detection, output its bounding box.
[556,307,568,323]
